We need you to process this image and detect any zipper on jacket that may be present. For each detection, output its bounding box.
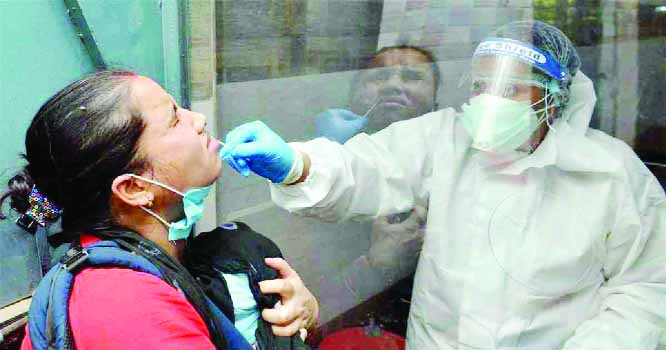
[247,261,263,301]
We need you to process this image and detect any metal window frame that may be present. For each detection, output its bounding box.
[61,0,190,107]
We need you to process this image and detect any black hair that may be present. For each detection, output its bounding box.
[0,70,147,236]
[369,45,441,95]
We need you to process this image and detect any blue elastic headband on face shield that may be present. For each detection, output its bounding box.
[473,37,568,82]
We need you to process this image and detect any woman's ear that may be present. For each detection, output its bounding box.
[111,174,154,208]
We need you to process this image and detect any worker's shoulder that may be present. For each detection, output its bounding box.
[379,107,456,137]
[587,128,661,194]
[407,107,456,128]
[587,128,646,169]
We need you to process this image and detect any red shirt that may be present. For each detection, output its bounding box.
[21,235,215,350]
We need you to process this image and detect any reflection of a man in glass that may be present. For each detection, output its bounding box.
[311,46,440,326]
[352,47,438,283]
[315,46,440,144]
[350,45,440,133]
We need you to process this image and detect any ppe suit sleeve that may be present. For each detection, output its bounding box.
[562,142,666,350]
[270,109,451,222]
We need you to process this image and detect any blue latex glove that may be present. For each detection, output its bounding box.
[220,121,295,183]
[314,108,367,144]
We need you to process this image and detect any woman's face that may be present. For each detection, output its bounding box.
[132,77,221,196]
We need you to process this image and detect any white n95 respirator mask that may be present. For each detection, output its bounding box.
[461,93,549,153]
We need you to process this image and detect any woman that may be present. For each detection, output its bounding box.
[0,70,318,349]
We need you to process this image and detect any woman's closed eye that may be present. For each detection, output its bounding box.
[170,103,180,127]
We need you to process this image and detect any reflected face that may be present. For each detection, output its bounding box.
[352,48,437,132]
[132,77,221,202]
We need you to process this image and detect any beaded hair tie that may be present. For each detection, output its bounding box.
[25,186,63,226]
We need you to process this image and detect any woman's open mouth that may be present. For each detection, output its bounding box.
[207,135,222,153]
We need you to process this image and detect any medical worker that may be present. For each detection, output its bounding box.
[221,21,666,349]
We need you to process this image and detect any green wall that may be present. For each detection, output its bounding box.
[0,0,184,307]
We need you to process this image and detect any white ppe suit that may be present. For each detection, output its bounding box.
[271,72,666,349]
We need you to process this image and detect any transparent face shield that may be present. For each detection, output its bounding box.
[459,53,565,153]
[460,55,549,103]
[464,56,560,128]
[461,37,568,108]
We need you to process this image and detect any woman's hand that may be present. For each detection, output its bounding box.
[259,257,319,337]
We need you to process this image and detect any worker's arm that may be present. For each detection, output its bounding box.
[221,109,450,222]
[271,109,451,222]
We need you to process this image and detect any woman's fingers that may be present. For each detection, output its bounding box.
[261,305,290,325]
[271,321,303,337]
[262,299,298,321]
[261,301,306,336]
[259,278,295,298]
[260,257,319,333]
[264,257,297,278]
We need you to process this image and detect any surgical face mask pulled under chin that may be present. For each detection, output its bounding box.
[461,93,549,153]
[127,174,212,243]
